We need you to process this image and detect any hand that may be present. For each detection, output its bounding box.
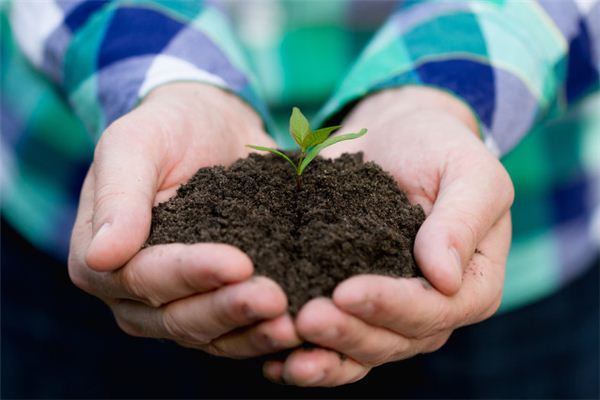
[263,86,514,385]
[68,83,300,358]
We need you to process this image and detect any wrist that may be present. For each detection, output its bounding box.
[347,86,480,137]
[142,82,264,132]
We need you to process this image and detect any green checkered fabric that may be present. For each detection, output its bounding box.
[1,0,598,312]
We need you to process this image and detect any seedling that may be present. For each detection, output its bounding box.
[247,107,367,190]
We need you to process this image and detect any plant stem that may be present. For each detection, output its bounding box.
[297,153,305,172]
[295,150,305,191]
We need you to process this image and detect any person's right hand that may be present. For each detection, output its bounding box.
[68,82,301,358]
[262,87,513,385]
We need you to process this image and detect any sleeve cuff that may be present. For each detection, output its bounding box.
[315,0,565,159]
[63,2,270,141]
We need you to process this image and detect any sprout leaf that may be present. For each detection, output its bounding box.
[302,125,341,149]
[290,107,310,147]
[298,128,367,175]
[247,107,367,190]
[246,145,298,171]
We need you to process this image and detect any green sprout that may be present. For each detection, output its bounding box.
[247,107,367,190]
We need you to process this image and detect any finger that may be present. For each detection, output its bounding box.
[70,169,254,304]
[68,169,97,293]
[86,118,163,272]
[476,211,512,265]
[263,361,285,384]
[414,149,514,295]
[112,276,287,344]
[206,314,301,359]
[262,332,450,385]
[278,348,370,387]
[114,243,253,306]
[69,170,147,301]
[334,212,511,337]
[296,298,412,366]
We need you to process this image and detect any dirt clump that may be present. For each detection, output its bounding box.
[146,152,425,314]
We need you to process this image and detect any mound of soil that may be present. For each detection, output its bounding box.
[146,153,425,314]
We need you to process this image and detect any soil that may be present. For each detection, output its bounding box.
[146,152,425,314]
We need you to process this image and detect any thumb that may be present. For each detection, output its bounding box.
[414,157,514,295]
[85,126,161,272]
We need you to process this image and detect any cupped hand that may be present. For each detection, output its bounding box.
[68,82,300,358]
[263,86,514,385]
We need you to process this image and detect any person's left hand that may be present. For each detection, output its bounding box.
[68,82,301,359]
[262,87,514,386]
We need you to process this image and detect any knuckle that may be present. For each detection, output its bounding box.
[204,341,238,359]
[67,258,92,293]
[162,307,211,345]
[119,266,159,307]
[423,332,451,354]
[494,164,515,208]
[389,338,414,361]
[114,315,143,338]
[161,309,190,341]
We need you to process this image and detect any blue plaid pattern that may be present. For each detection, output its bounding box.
[1,0,599,312]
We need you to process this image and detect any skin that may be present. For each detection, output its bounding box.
[68,82,302,358]
[262,87,515,386]
[68,82,514,385]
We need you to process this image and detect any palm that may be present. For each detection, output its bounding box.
[70,83,300,363]
[321,106,512,286]
[321,111,472,214]
[124,85,276,206]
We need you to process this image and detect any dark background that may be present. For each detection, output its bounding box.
[1,218,598,398]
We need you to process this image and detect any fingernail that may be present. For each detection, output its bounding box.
[345,300,374,316]
[263,361,285,384]
[306,371,326,385]
[87,223,111,256]
[418,277,433,290]
[261,333,279,350]
[241,302,256,319]
[449,247,463,282]
[92,222,111,242]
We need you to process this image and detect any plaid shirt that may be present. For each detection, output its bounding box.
[1,0,599,312]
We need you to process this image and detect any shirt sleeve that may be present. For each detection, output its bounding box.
[8,0,269,140]
[315,0,600,157]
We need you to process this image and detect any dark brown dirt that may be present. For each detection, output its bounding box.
[146,152,425,314]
